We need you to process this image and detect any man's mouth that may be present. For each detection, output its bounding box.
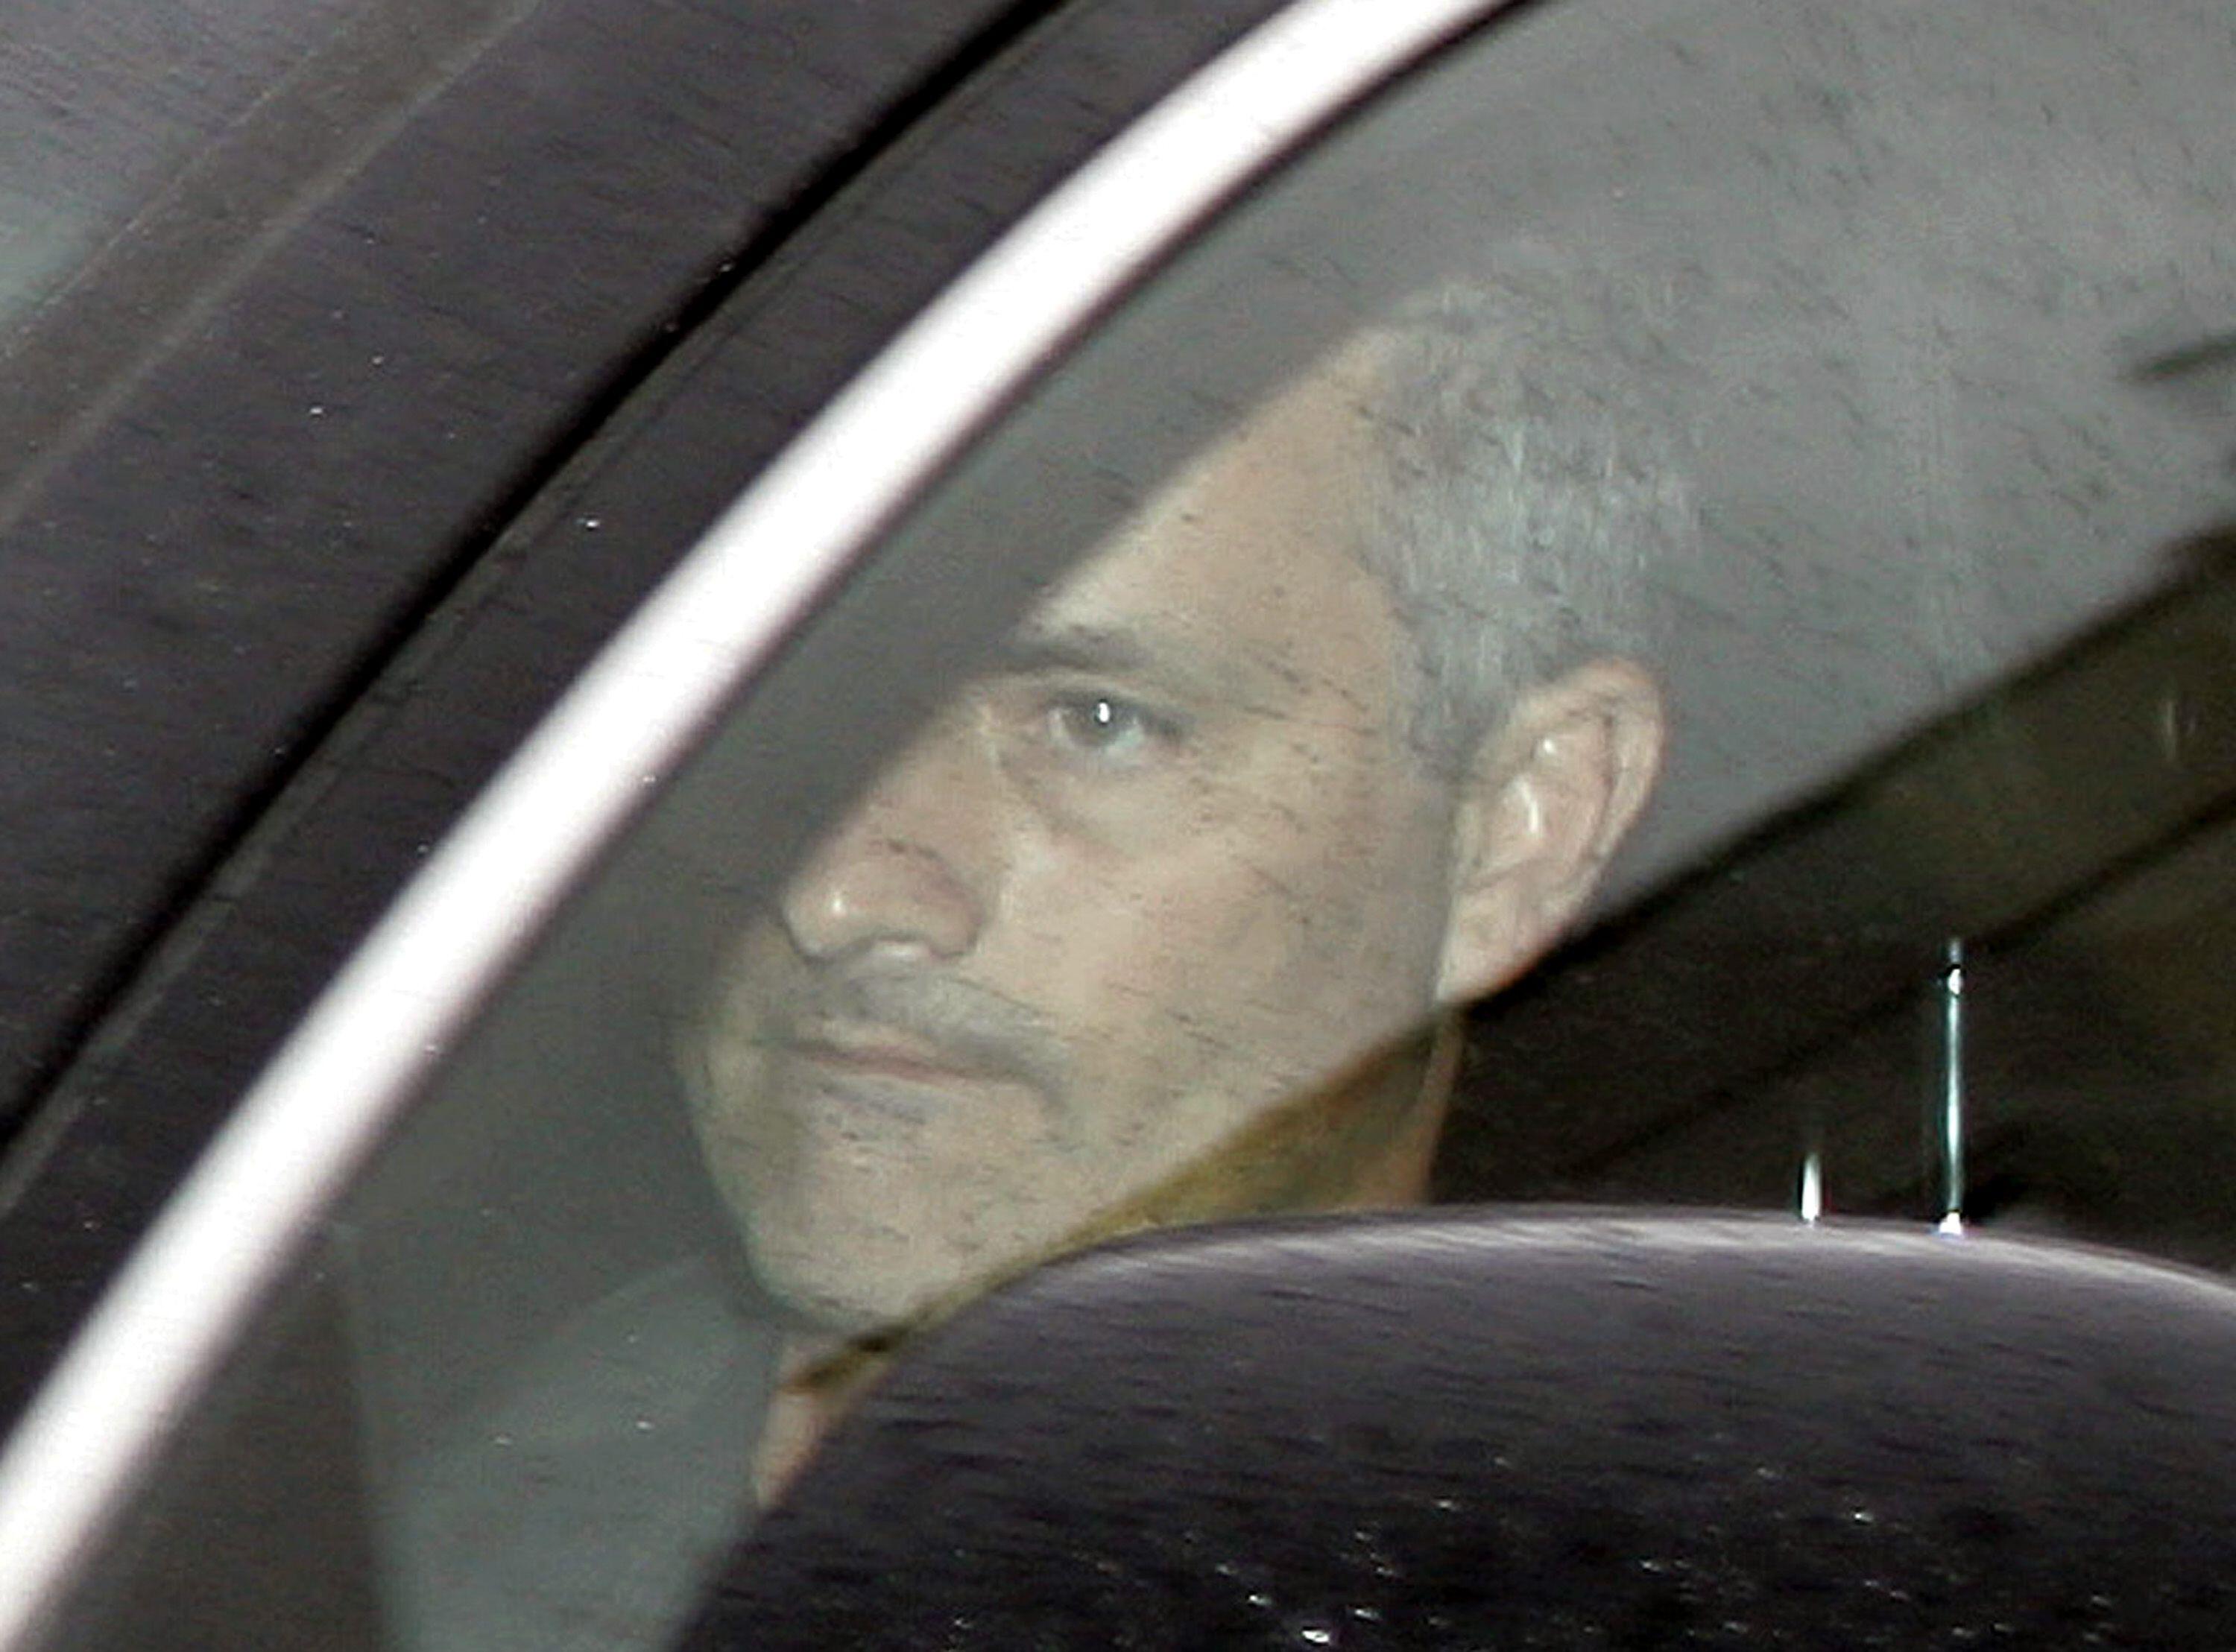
[785,1025,1003,1088]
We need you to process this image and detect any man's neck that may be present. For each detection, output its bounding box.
[753,1332,888,1502]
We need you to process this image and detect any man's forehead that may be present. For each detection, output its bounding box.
[1017,353,1389,672]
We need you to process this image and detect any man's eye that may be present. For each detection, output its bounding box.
[1043,693,1172,760]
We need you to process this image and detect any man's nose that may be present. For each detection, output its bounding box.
[779,720,998,963]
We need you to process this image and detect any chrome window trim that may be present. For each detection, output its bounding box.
[0,0,1503,1634]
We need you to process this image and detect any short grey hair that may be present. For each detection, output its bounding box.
[1354,275,1697,770]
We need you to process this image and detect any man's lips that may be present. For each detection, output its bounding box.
[785,1027,1005,1086]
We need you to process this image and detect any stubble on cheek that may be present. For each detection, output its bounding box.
[680,934,1096,1326]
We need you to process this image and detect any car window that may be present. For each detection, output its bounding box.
[9,0,2236,1643]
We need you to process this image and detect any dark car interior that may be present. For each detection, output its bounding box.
[695,1211,2236,1648]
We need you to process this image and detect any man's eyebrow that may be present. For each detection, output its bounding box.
[992,620,1248,703]
[995,624,1156,677]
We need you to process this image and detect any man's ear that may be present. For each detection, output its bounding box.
[1436,658,1664,1004]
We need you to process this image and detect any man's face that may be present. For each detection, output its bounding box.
[688,368,1471,1334]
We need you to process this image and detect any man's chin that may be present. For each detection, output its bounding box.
[747,1231,963,1344]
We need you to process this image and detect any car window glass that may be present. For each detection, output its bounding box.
[35,0,2236,1644]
